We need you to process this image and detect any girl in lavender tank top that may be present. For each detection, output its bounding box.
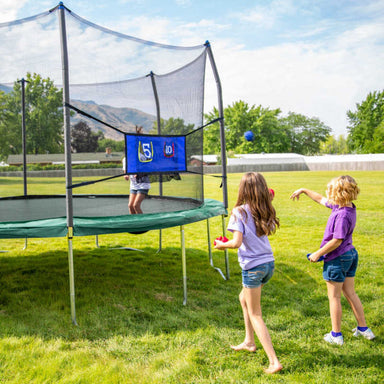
[214,172,282,374]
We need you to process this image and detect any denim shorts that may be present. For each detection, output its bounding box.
[130,189,149,195]
[242,262,275,288]
[323,248,358,283]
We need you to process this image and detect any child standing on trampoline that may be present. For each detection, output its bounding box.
[123,126,150,214]
[214,172,282,374]
[290,175,375,345]
[124,171,150,214]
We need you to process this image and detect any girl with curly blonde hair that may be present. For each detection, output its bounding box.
[290,175,375,345]
[215,172,282,374]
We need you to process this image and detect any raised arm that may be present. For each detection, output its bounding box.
[290,188,325,204]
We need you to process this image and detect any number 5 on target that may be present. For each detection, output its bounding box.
[138,141,153,162]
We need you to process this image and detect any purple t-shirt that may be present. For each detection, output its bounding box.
[227,204,274,270]
[321,202,356,262]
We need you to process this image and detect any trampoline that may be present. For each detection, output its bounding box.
[0,195,226,238]
[0,2,229,325]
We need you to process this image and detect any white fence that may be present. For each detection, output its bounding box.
[205,153,384,173]
[1,154,383,177]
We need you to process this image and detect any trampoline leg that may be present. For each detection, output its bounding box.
[23,237,28,250]
[95,235,99,248]
[181,225,187,305]
[207,218,227,280]
[67,237,78,325]
[222,214,230,280]
[156,229,162,253]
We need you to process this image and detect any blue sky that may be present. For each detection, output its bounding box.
[2,0,384,136]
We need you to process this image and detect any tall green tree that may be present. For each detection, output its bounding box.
[280,112,331,155]
[151,117,195,135]
[320,135,349,154]
[370,120,384,153]
[71,121,102,153]
[0,90,21,160]
[97,137,125,152]
[204,101,331,156]
[347,90,384,153]
[0,91,11,161]
[241,106,288,153]
[204,101,288,155]
[0,73,63,158]
[203,107,221,154]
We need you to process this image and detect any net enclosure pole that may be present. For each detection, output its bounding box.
[18,78,28,197]
[149,71,162,195]
[150,71,163,252]
[205,42,228,210]
[58,2,77,326]
[206,42,230,280]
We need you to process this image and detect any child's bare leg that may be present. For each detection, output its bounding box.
[326,281,343,332]
[128,194,138,214]
[231,288,256,352]
[132,193,146,214]
[342,277,367,327]
[243,287,282,374]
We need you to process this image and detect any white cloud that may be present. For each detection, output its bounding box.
[0,0,29,23]
[346,0,384,17]
[118,0,145,4]
[174,0,191,6]
[236,0,296,28]
[114,16,227,46]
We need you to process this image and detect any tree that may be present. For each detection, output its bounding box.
[97,137,125,152]
[0,73,63,158]
[151,117,195,135]
[280,112,331,155]
[370,120,384,153]
[242,106,288,153]
[347,90,384,153]
[320,135,349,154]
[204,101,289,155]
[0,91,15,161]
[203,107,221,154]
[204,101,332,155]
[71,121,101,152]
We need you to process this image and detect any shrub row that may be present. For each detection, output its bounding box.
[4,163,122,171]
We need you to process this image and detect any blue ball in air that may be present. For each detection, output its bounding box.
[244,130,254,141]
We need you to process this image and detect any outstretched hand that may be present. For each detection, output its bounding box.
[290,189,304,201]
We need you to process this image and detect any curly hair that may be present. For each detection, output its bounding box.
[233,172,279,236]
[326,175,360,206]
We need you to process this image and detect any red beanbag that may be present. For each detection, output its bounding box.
[214,236,229,246]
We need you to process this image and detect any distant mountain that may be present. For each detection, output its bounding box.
[71,100,156,141]
[0,84,12,94]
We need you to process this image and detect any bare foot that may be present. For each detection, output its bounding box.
[230,342,256,352]
[264,364,283,374]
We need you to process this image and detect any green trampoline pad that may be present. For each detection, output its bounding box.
[0,195,226,238]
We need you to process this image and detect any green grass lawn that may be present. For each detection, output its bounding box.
[0,171,383,383]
